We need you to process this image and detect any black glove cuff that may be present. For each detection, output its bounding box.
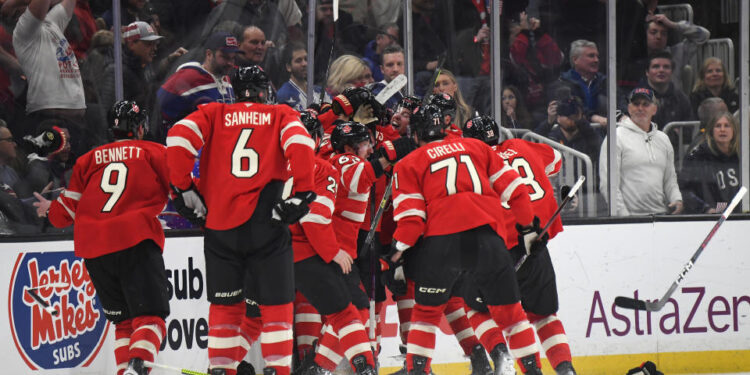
[369,158,385,178]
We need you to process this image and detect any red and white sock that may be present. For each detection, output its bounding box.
[129,316,166,369]
[444,297,481,356]
[294,292,322,358]
[395,280,416,345]
[114,319,133,375]
[466,309,505,352]
[237,314,262,363]
[406,303,445,373]
[315,323,344,371]
[208,302,245,374]
[488,302,539,370]
[260,303,295,375]
[528,313,571,369]
[328,304,376,369]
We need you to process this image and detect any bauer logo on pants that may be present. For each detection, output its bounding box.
[8,252,109,370]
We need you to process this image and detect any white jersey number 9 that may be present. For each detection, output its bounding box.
[100,162,128,212]
[232,128,260,178]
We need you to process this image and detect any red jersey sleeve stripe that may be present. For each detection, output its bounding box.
[283,134,315,152]
[174,119,204,142]
[500,177,524,203]
[489,163,513,185]
[299,213,331,225]
[341,210,365,222]
[56,196,76,219]
[312,195,335,214]
[280,121,306,138]
[393,208,426,221]
[62,190,81,200]
[545,149,562,176]
[166,136,199,156]
[393,193,424,209]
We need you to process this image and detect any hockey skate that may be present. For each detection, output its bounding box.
[555,361,577,375]
[469,344,493,375]
[209,368,227,375]
[123,358,147,375]
[237,360,256,375]
[519,355,542,375]
[293,346,316,375]
[489,344,516,375]
[264,368,277,375]
[352,354,377,375]
[299,361,334,375]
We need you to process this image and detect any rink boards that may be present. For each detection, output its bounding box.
[1,218,749,374]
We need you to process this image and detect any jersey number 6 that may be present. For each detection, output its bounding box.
[232,128,260,178]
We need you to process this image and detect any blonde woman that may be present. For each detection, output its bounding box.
[690,57,739,115]
[326,54,374,96]
[433,69,472,128]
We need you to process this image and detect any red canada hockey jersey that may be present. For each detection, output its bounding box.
[290,157,341,263]
[392,137,533,248]
[493,139,563,248]
[167,102,315,230]
[48,140,170,259]
[329,152,379,257]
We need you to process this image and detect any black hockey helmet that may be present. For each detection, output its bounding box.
[397,95,421,113]
[411,104,446,142]
[426,93,456,124]
[331,121,371,153]
[299,109,322,142]
[233,65,270,103]
[463,114,500,146]
[108,100,148,139]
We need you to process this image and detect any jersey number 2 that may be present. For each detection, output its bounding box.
[100,162,127,212]
[232,128,260,178]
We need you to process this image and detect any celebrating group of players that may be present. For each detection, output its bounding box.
[34,65,578,375]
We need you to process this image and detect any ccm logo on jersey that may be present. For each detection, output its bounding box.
[8,252,109,370]
[224,111,272,127]
[419,287,447,294]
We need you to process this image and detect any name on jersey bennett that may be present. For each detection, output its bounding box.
[426,142,466,159]
[224,111,271,127]
[94,146,143,165]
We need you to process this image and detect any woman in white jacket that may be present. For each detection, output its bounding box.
[599,88,684,216]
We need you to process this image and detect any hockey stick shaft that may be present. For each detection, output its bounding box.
[144,360,209,375]
[514,176,585,271]
[26,288,58,316]
[615,186,747,311]
[318,0,339,105]
[365,177,394,341]
[421,52,448,105]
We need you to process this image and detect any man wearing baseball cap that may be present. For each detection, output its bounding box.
[599,87,684,216]
[156,32,239,141]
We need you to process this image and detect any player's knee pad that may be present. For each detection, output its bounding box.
[488,302,527,329]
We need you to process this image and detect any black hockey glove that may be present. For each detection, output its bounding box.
[378,137,417,163]
[380,243,407,295]
[626,361,663,375]
[171,183,207,226]
[332,87,373,116]
[271,191,317,225]
[516,216,548,256]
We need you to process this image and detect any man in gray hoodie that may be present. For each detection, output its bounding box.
[599,87,683,216]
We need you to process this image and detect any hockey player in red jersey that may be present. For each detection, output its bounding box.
[287,111,379,375]
[462,114,577,375]
[387,105,544,375]
[34,101,171,375]
[166,65,317,375]
[426,93,462,138]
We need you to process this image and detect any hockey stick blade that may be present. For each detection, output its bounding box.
[145,360,209,375]
[374,74,407,105]
[614,186,747,311]
[26,288,59,316]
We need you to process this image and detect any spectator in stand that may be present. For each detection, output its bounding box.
[679,112,741,214]
[641,15,709,94]
[508,11,563,116]
[0,120,21,193]
[690,57,739,116]
[500,85,533,130]
[548,39,607,127]
[634,51,694,130]
[277,42,327,111]
[535,95,601,164]
[64,0,96,61]
[2,0,88,157]
[433,69,472,129]
[200,0,287,54]
[411,0,447,97]
[369,44,405,110]
[362,22,399,83]
[156,31,238,141]
[100,0,156,29]
[236,25,268,68]
[21,120,72,194]
[325,54,373,96]
[687,97,729,153]
[0,120,45,233]
[599,87,683,216]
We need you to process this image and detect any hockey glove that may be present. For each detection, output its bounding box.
[626,361,663,375]
[378,137,417,163]
[332,87,373,116]
[380,243,407,295]
[271,191,317,225]
[171,183,207,226]
[516,216,548,256]
[353,103,379,127]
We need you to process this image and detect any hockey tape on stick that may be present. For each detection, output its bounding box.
[145,360,209,375]
[422,52,448,105]
[374,74,407,105]
[27,282,70,289]
[26,288,59,316]
[514,175,586,271]
[615,185,747,312]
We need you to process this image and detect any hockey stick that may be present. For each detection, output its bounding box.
[615,186,747,312]
[318,0,339,105]
[421,52,448,105]
[514,175,586,271]
[374,74,408,105]
[144,360,209,375]
[365,177,394,341]
[26,288,59,316]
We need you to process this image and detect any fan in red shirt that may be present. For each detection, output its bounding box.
[166,66,316,375]
[387,104,544,375]
[462,114,578,375]
[34,100,171,375]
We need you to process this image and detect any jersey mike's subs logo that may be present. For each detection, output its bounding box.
[8,252,109,370]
